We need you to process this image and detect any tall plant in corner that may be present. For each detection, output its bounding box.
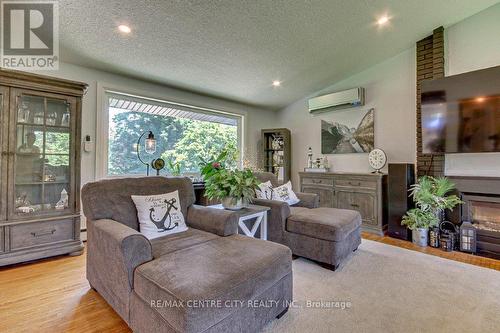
[402,176,462,246]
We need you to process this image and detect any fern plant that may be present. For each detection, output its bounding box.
[402,176,462,230]
[408,176,462,213]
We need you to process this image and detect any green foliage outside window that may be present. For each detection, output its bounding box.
[108,110,238,175]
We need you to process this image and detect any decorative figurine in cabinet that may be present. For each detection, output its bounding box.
[0,69,87,266]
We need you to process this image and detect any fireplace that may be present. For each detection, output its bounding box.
[450,176,500,259]
[463,195,500,231]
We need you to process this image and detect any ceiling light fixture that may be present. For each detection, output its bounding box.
[376,15,390,26]
[118,25,131,33]
[272,80,281,87]
[475,97,485,103]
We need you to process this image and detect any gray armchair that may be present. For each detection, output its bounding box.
[252,172,319,244]
[82,176,292,333]
[253,172,361,270]
[253,172,319,208]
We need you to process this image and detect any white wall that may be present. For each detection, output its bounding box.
[277,49,416,187]
[445,3,500,76]
[39,62,277,186]
[444,3,500,177]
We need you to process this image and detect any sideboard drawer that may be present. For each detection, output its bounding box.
[10,219,74,251]
[0,227,4,253]
[335,178,377,189]
[301,177,334,186]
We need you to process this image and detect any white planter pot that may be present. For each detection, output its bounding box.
[221,197,244,210]
[412,228,429,247]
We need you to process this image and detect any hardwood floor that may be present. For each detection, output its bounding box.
[0,249,130,333]
[362,232,500,270]
[0,236,498,333]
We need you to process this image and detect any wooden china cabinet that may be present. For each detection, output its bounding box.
[261,128,291,183]
[0,69,87,266]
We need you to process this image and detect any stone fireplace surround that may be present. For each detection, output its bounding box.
[449,176,500,259]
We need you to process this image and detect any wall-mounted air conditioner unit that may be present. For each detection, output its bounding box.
[308,87,364,114]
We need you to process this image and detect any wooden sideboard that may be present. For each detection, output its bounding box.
[299,172,387,235]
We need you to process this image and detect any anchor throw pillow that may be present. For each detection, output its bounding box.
[131,190,188,239]
[255,181,300,206]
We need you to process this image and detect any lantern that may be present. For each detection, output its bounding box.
[429,226,440,248]
[136,131,158,176]
[440,234,453,252]
[459,221,477,253]
[144,131,157,154]
[439,221,458,252]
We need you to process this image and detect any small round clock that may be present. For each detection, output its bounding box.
[368,149,387,173]
[151,158,165,175]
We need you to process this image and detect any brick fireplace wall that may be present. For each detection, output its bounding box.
[416,27,445,177]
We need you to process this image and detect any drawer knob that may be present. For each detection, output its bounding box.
[312,179,322,184]
[350,203,360,208]
[348,182,361,186]
[31,229,56,237]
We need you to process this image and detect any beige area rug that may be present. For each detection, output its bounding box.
[264,239,500,333]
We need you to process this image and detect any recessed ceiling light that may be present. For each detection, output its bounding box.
[118,25,131,33]
[376,15,390,26]
[272,80,281,87]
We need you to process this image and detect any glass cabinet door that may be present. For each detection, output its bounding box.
[9,89,75,219]
[0,86,9,221]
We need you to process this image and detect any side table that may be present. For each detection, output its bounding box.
[210,204,270,240]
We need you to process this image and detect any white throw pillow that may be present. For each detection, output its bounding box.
[256,181,300,206]
[131,191,188,239]
[256,181,274,200]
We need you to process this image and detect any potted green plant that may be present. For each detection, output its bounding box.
[200,148,259,210]
[199,146,238,178]
[203,168,259,210]
[408,176,462,222]
[402,208,439,246]
[402,176,462,247]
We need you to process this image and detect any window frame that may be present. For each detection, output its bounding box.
[96,83,244,179]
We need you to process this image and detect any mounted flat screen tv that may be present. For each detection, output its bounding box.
[421,65,500,153]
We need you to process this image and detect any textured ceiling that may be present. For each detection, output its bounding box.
[58,0,498,109]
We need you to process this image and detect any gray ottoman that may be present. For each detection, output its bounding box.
[286,207,362,270]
